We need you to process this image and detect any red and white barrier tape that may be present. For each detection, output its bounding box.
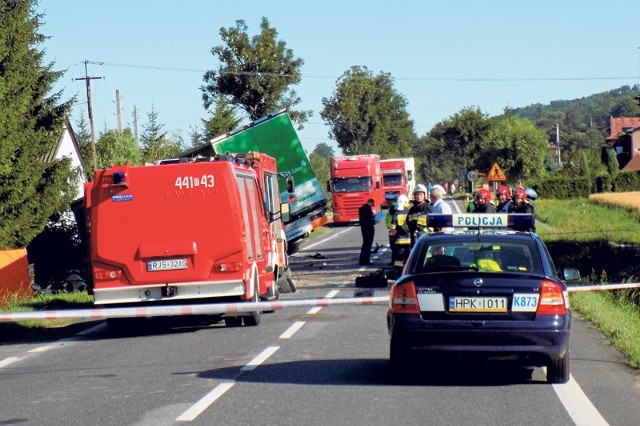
[567,282,640,292]
[2,282,640,322]
[0,296,390,322]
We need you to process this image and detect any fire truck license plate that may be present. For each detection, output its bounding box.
[147,258,187,272]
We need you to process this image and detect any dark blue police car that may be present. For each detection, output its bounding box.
[387,213,579,383]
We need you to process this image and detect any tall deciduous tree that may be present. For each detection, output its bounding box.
[202,18,311,126]
[96,129,142,168]
[481,114,548,183]
[321,66,415,157]
[308,142,334,199]
[0,1,77,249]
[416,107,490,185]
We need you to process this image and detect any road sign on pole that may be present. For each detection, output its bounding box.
[467,171,478,182]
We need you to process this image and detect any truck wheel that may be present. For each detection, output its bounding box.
[224,317,242,327]
[243,279,261,327]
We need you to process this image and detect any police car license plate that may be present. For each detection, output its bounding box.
[449,296,507,312]
[147,258,187,272]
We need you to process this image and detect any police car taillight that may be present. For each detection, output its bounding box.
[389,281,419,314]
[536,280,567,315]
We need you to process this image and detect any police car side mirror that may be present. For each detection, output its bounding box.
[561,268,580,282]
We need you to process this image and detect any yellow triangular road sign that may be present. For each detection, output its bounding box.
[487,163,506,181]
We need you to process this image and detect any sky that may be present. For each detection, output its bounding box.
[37,0,640,154]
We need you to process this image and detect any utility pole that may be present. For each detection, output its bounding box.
[116,89,122,135]
[133,105,139,145]
[556,123,561,168]
[75,60,103,171]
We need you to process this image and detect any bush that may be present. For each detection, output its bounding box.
[614,170,640,192]
[530,176,590,199]
[26,214,88,290]
[594,172,613,193]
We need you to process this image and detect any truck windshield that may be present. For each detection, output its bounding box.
[333,177,372,192]
[383,173,403,186]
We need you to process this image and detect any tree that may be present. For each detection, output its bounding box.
[96,129,142,168]
[201,17,311,126]
[481,115,548,183]
[320,66,416,157]
[201,97,242,142]
[0,1,77,249]
[140,104,183,162]
[308,142,334,199]
[416,107,490,184]
[74,113,93,179]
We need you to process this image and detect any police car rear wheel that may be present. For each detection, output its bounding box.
[389,337,411,371]
[547,353,569,383]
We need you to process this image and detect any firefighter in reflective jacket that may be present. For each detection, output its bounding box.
[388,194,411,269]
[407,184,433,247]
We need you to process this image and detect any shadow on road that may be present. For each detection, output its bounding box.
[195,358,543,387]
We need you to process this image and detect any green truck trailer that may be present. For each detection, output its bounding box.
[178,110,329,242]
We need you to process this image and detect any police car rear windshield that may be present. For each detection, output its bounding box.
[417,241,543,275]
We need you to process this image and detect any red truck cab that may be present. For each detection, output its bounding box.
[328,155,384,223]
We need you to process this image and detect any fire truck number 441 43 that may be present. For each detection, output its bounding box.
[175,175,215,190]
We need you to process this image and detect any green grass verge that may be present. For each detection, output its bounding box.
[537,197,640,369]
[570,291,640,368]
[536,198,640,243]
[0,291,94,332]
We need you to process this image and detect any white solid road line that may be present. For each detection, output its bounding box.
[280,321,306,339]
[175,382,235,422]
[553,375,609,426]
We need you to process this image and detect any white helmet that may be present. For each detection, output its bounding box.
[397,194,409,207]
[414,184,427,194]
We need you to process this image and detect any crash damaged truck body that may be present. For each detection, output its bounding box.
[84,152,294,328]
[180,110,329,243]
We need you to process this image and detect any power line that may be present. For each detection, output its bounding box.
[92,61,637,82]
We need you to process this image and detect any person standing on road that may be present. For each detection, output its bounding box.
[471,188,497,213]
[407,184,433,247]
[358,198,376,265]
[496,185,512,213]
[389,194,411,269]
[430,185,452,214]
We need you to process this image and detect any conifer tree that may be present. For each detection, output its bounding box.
[0,1,76,249]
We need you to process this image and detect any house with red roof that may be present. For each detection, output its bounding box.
[605,117,640,171]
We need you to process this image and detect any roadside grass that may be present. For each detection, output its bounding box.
[537,196,640,368]
[535,198,640,244]
[570,291,640,368]
[0,291,93,332]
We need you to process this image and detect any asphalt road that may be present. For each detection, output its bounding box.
[1,200,640,425]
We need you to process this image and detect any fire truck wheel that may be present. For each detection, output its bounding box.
[224,316,243,327]
[243,278,261,327]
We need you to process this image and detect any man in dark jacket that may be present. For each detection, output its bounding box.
[358,199,376,265]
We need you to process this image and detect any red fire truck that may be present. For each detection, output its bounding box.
[83,152,291,329]
[328,155,384,223]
